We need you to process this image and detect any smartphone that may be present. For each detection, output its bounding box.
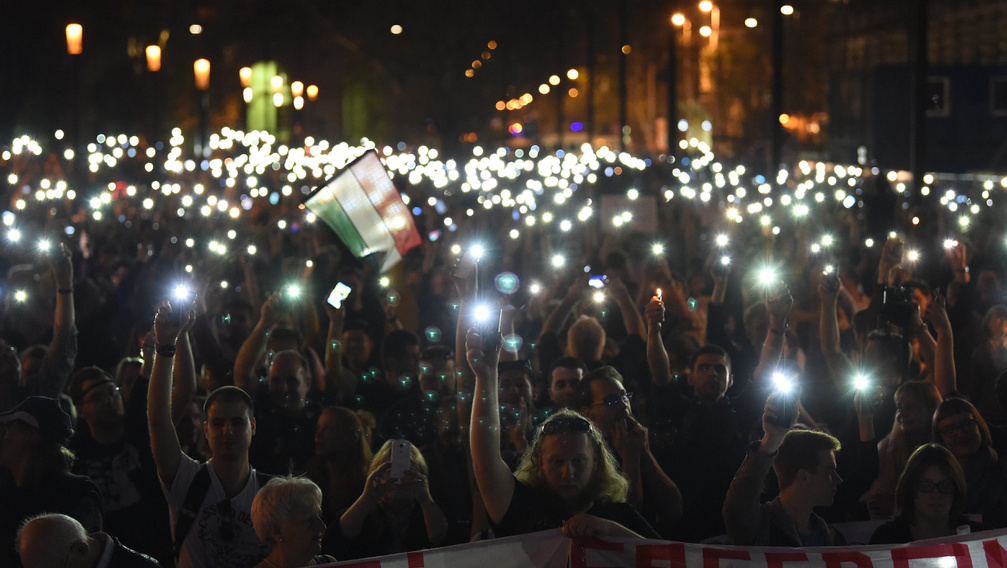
[171,288,195,326]
[326,282,352,309]
[588,275,607,289]
[390,439,411,480]
[479,306,502,352]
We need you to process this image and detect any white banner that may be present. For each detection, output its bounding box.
[319,527,1007,568]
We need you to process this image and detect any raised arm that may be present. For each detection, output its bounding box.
[30,242,77,398]
[539,275,587,337]
[645,297,673,387]
[924,291,957,396]
[170,329,197,425]
[751,288,793,386]
[608,274,645,338]
[819,272,854,383]
[723,394,796,545]
[466,327,513,524]
[148,303,193,488]
[233,292,283,396]
[322,303,357,402]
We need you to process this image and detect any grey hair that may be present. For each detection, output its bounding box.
[251,476,323,544]
[17,513,88,568]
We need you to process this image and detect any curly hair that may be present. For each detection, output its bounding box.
[513,409,629,503]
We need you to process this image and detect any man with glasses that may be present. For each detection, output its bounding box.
[68,367,173,566]
[149,305,270,568]
[577,366,682,536]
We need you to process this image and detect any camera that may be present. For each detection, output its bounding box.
[881,285,916,328]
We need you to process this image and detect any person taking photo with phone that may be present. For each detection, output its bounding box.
[327,439,447,559]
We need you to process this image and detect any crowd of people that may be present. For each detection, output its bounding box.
[4,141,1007,567]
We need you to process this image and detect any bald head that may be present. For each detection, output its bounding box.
[17,513,89,568]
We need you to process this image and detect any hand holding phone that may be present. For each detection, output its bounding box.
[390,439,411,480]
[327,282,352,309]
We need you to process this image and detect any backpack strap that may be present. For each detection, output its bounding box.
[173,463,212,561]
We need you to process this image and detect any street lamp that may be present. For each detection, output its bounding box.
[291,81,304,110]
[145,45,161,72]
[146,45,162,145]
[65,24,82,55]
[193,59,210,157]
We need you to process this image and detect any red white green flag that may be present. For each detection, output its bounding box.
[303,150,421,272]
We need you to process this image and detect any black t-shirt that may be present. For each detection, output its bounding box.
[69,377,173,566]
[491,477,660,539]
[248,389,323,475]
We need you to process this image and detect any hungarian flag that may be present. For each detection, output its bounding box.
[303,150,422,272]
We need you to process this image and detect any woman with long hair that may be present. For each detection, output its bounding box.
[327,439,448,560]
[933,397,1007,527]
[467,328,658,539]
[870,444,986,543]
[306,406,374,524]
[864,381,942,519]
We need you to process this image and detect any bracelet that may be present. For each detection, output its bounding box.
[154,343,177,357]
[57,288,73,295]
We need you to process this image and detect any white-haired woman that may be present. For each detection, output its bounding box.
[250,476,335,568]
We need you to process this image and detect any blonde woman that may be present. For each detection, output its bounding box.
[467,328,658,539]
[330,440,448,560]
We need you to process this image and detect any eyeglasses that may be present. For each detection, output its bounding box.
[591,392,632,408]
[540,414,594,436]
[918,479,955,494]
[938,417,977,437]
[217,499,236,541]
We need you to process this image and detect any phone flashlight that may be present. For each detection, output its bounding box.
[655,288,663,301]
[853,374,870,391]
[469,244,485,262]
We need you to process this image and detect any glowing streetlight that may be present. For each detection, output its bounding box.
[66,24,83,55]
[193,59,210,90]
[239,67,253,88]
[145,45,161,72]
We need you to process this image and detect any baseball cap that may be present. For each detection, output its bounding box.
[0,396,73,446]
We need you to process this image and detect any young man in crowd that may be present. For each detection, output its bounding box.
[723,395,846,546]
[148,305,270,568]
